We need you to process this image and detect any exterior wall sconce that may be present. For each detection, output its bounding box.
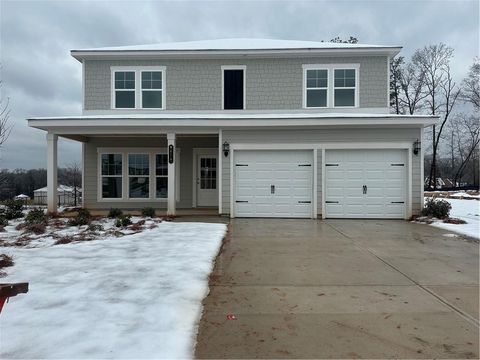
[222,141,230,157]
[413,139,421,155]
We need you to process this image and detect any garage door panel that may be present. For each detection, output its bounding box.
[325,149,406,219]
[234,150,313,218]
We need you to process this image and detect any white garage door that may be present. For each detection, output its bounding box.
[325,149,407,219]
[234,150,313,218]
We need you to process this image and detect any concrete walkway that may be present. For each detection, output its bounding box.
[195,219,479,359]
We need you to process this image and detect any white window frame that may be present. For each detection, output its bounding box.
[221,65,246,110]
[111,66,166,110]
[97,148,180,202]
[333,66,359,108]
[99,152,124,201]
[302,66,329,109]
[302,63,360,109]
[127,153,151,200]
[112,70,136,109]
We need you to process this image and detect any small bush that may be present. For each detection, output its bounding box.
[87,223,104,232]
[108,208,123,218]
[0,254,14,270]
[26,223,46,235]
[443,217,467,224]
[25,208,47,226]
[55,235,74,245]
[421,198,451,219]
[141,207,155,218]
[68,208,91,226]
[115,214,132,227]
[0,215,8,227]
[3,200,24,220]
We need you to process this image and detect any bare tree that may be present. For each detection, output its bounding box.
[461,57,480,110]
[412,44,460,189]
[390,56,404,114]
[60,162,82,206]
[0,81,11,148]
[452,114,480,186]
[398,62,428,115]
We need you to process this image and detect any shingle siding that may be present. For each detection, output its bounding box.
[84,56,388,111]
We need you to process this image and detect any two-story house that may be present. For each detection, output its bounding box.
[28,38,436,219]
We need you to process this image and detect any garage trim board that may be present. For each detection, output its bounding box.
[229,143,413,219]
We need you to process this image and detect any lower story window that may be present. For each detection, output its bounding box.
[156,154,168,198]
[128,154,150,198]
[101,154,122,198]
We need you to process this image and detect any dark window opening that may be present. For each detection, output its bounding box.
[223,69,244,110]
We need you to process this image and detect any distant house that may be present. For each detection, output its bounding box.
[33,185,82,206]
[14,194,30,201]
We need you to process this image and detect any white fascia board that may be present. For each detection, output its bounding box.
[71,47,402,62]
[28,117,437,134]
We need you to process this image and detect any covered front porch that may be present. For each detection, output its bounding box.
[44,132,221,215]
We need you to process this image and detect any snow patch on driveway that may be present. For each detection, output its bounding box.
[1,221,227,359]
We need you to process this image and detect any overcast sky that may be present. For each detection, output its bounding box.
[0,0,478,170]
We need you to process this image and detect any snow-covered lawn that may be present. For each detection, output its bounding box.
[428,198,480,239]
[0,219,227,359]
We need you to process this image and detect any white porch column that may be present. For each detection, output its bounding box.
[167,132,176,216]
[46,133,58,213]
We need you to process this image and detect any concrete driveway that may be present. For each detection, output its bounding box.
[195,219,479,359]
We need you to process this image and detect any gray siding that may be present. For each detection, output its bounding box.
[221,128,422,217]
[83,136,217,210]
[84,56,388,111]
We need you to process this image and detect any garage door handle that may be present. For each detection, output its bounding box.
[391,201,404,204]
[363,185,367,194]
[326,201,339,204]
[298,201,311,204]
[271,185,275,194]
[235,200,248,203]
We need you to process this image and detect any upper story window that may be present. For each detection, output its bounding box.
[141,71,163,108]
[334,69,356,107]
[114,71,135,108]
[111,66,165,110]
[303,64,359,108]
[222,65,246,110]
[305,69,328,108]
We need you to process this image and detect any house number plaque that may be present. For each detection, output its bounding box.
[168,145,174,164]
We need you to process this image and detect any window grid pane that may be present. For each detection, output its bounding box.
[101,154,122,176]
[129,177,149,198]
[128,154,149,176]
[115,71,135,89]
[306,69,328,88]
[334,69,356,88]
[102,177,122,198]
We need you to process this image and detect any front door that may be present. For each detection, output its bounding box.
[197,154,218,207]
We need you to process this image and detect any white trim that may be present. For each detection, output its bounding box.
[167,133,176,215]
[420,127,425,210]
[408,146,413,219]
[221,65,246,110]
[81,59,85,112]
[110,66,166,110]
[321,148,326,219]
[302,64,360,109]
[387,56,391,108]
[96,147,180,203]
[230,142,412,150]
[46,133,58,213]
[192,148,218,208]
[313,148,318,219]
[72,47,403,62]
[81,142,85,207]
[229,148,234,218]
[218,129,223,214]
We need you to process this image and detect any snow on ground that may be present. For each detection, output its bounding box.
[1,221,227,359]
[428,198,480,239]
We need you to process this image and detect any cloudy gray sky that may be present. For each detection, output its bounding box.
[0,0,478,169]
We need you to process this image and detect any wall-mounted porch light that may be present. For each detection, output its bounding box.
[222,141,230,157]
[413,139,421,155]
